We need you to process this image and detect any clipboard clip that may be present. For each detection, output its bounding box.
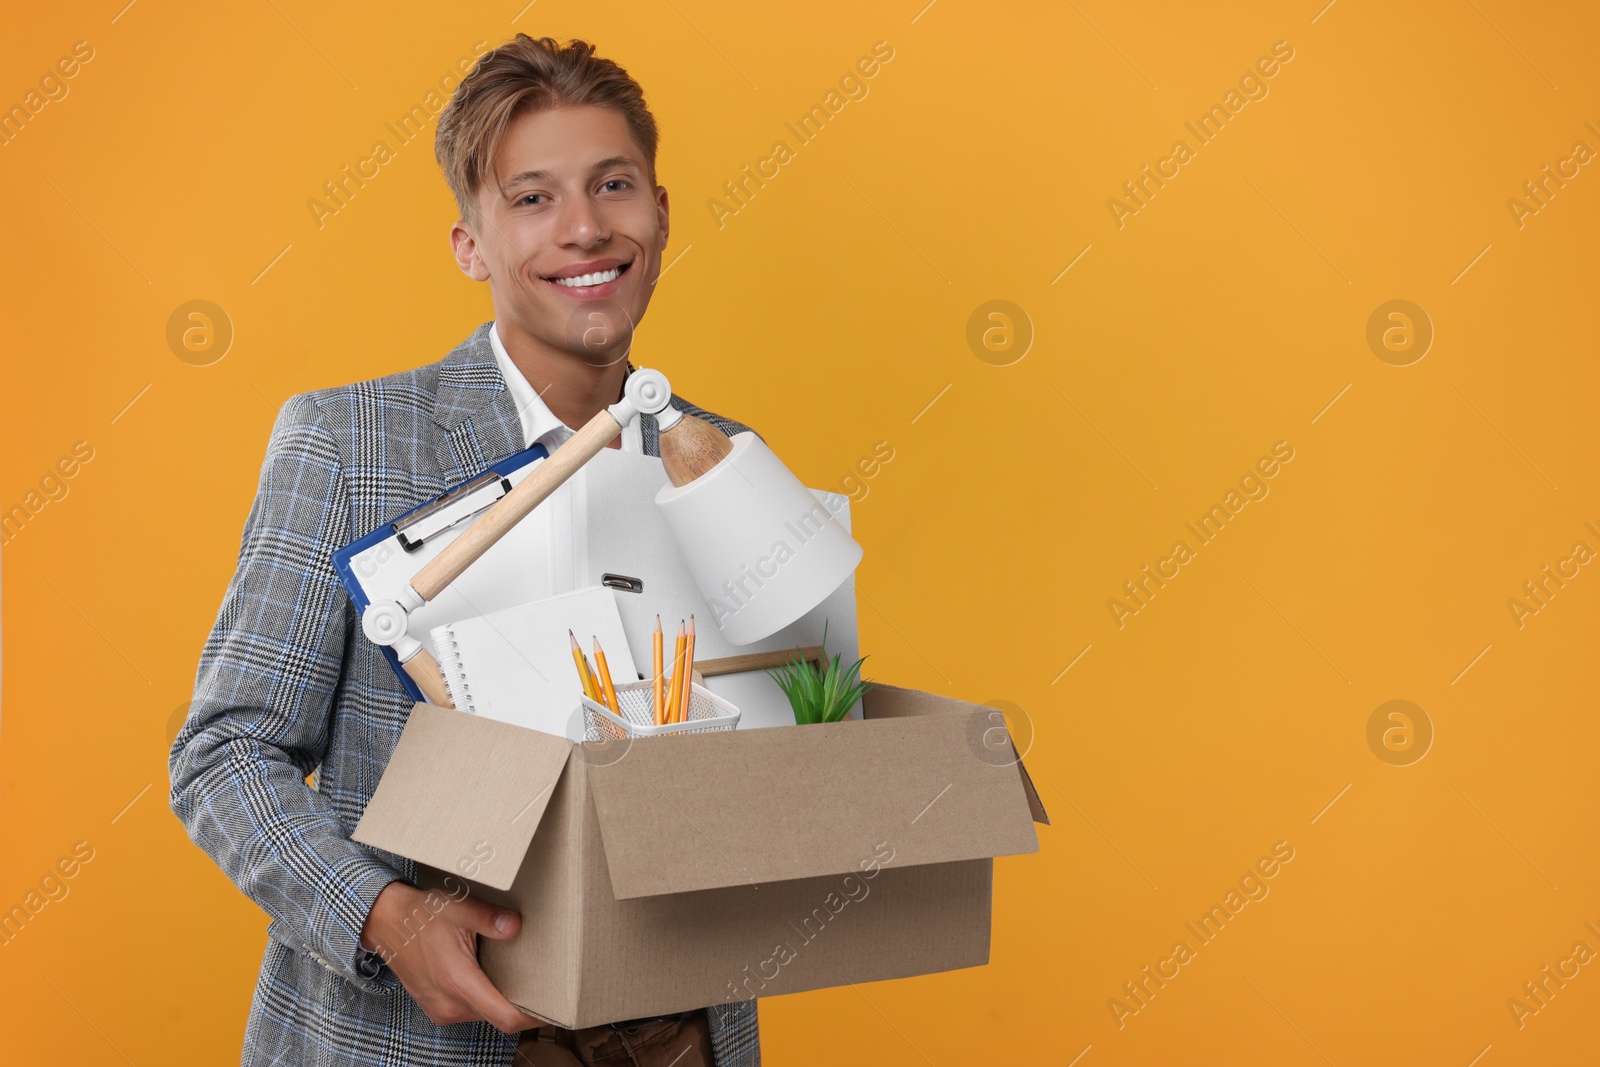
[600,573,644,594]
[394,472,512,552]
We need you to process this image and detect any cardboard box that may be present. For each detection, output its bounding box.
[353,682,1049,1027]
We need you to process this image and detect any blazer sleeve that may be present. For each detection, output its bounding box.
[168,392,405,989]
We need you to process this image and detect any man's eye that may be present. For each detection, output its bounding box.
[601,179,631,192]
[520,193,547,206]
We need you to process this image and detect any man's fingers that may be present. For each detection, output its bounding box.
[381,890,536,1031]
[452,894,522,940]
[441,965,543,1034]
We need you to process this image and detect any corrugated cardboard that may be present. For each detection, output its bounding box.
[354,679,1047,1028]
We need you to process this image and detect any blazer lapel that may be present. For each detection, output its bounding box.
[431,322,525,485]
[432,321,666,476]
[639,406,660,458]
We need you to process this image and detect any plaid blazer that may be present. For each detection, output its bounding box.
[168,321,762,1067]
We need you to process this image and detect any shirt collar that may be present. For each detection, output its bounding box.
[489,320,577,450]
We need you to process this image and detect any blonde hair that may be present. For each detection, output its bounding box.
[434,34,658,223]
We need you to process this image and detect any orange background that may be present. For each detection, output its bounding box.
[2,1,1597,1063]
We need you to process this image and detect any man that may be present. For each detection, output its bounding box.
[168,35,760,1067]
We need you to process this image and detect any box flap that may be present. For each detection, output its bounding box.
[859,681,981,720]
[864,682,1050,825]
[1013,746,1050,825]
[353,702,571,891]
[586,712,1039,900]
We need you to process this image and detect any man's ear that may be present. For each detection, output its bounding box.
[655,184,670,251]
[449,220,491,282]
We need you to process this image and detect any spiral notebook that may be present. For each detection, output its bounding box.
[430,585,639,739]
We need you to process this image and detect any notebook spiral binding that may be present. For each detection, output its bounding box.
[432,632,476,713]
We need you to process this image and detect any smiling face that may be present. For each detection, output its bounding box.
[450,104,668,368]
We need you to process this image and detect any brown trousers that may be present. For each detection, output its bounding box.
[514,1011,714,1067]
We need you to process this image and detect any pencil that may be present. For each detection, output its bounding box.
[593,637,620,715]
[569,629,598,702]
[666,620,687,725]
[652,614,665,725]
[677,614,697,723]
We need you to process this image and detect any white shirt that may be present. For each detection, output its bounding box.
[488,321,641,594]
[488,321,642,455]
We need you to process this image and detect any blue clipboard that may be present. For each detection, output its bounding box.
[333,443,550,702]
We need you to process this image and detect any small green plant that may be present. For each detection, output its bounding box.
[766,621,875,725]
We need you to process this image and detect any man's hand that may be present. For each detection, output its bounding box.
[359,880,548,1034]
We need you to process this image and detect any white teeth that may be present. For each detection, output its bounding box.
[551,267,622,288]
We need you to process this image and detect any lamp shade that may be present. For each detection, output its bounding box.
[655,432,863,646]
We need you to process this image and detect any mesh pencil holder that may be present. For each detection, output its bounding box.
[580,678,740,742]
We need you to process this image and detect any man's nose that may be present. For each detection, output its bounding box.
[557,194,608,246]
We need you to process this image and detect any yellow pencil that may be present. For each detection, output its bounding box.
[569,629,599,702]
[593,637,620,715]
[666,620,687,725]
[677,614,697,723]
[652,614,665,725]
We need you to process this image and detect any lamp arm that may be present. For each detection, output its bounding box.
[413,367,671,601]
[412,406,619,601]
[401,646,455,708]
[357,368,674,708]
